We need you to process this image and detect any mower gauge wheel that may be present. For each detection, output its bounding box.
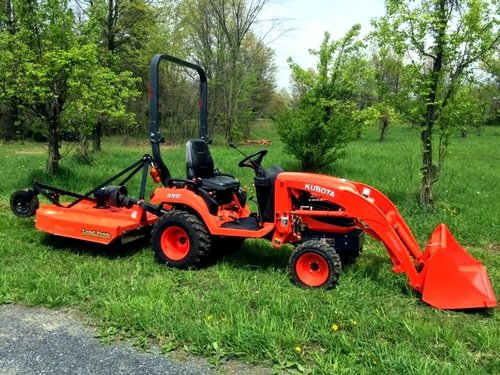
[237,150,268,170]
[10,190,39,218]
[151,210,212,269]
[290,240,341,289]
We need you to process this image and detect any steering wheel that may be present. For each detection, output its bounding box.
[238,150,268,171]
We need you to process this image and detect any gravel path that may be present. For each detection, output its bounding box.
[0,304,212,375]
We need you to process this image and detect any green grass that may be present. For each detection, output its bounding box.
[0,122,499,374]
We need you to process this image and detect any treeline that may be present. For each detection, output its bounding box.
[0,0,276,172]
[1,1,499,205]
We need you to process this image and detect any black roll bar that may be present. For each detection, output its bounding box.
[149,54,209,184]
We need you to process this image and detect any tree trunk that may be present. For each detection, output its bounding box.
[92,121,102,152]
[419,0,447,207]
[420,125,434,206]
[2,1,17,140]
[46,117,61,174]
[5,100,18,140]
[379,116,389,141]
[0,100,17,140]
[79,135,90,162]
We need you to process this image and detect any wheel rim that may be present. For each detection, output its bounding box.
[160,226,190,261]
[13,195,29,215]
[295,252,330,287]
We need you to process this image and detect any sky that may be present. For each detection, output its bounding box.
[259,0,386,90]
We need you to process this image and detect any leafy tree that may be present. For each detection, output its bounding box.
[439,82,490,137]
[276,25,376,171]
[62,49,139,161]
[78,0,156,150]
[0,0,18,140]
[480,47,500,125]
[373,0,500,205]
[371,52,403,141]
[0,0,138,173]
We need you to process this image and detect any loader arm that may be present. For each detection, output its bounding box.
[273,172,497,309]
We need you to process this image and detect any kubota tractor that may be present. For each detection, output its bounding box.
[10,54,497,310]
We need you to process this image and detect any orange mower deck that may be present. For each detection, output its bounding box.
[35,201,158,245]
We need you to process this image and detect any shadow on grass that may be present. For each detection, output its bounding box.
[456,307,496,317]
[221,240,292,271]
[26,165,77,184]
[352,252,390,281]
[40,234,149,259]
[222,241,391,276]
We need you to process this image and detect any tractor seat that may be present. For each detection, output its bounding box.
[186,139,240,192]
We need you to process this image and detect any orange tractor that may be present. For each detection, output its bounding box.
[11,54,496,310]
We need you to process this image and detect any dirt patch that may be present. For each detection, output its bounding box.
[244,139,272,145]
[14,150,44,155]
[486,244,500,252]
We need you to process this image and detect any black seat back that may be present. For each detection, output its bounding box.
[186,139,214,179]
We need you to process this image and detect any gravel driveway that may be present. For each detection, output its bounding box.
[0,304,214,375]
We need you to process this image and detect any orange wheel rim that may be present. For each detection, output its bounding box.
[160,226,190,261]
[295,252,329,287]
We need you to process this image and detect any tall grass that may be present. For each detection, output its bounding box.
[0,122,498,373]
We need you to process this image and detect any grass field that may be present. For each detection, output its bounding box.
[0,122,499,374]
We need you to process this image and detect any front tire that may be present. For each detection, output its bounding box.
[152,210,212,269]
[289,240,341,289]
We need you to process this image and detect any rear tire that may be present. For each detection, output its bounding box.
[290,240,341,289]
[152,210,212,269]
[10,189,39,218]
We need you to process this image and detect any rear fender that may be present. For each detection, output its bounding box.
[150,187,216,225]
[150,187,262,237]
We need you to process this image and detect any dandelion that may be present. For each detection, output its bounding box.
[331,324,339,332]
[294,346,302,354]
[206,315,213,321]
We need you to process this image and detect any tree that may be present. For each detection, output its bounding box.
[0,0,138,173]
[373,0,500,205]
[371,52,403,141]
[480,47,500,126]
[79,0,157,150]
[276,26,376,171]
[183,0,273,142]
[238,32,277,137]
[439,82,489,137]
[0,0,18,140]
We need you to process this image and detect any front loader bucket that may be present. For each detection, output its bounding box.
[420,224,497,310]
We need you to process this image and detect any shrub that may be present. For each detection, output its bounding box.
[275,101,357,171]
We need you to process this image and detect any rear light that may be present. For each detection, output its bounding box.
[150,167,161,183]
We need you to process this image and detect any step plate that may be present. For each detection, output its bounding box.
[220,216,261,230]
